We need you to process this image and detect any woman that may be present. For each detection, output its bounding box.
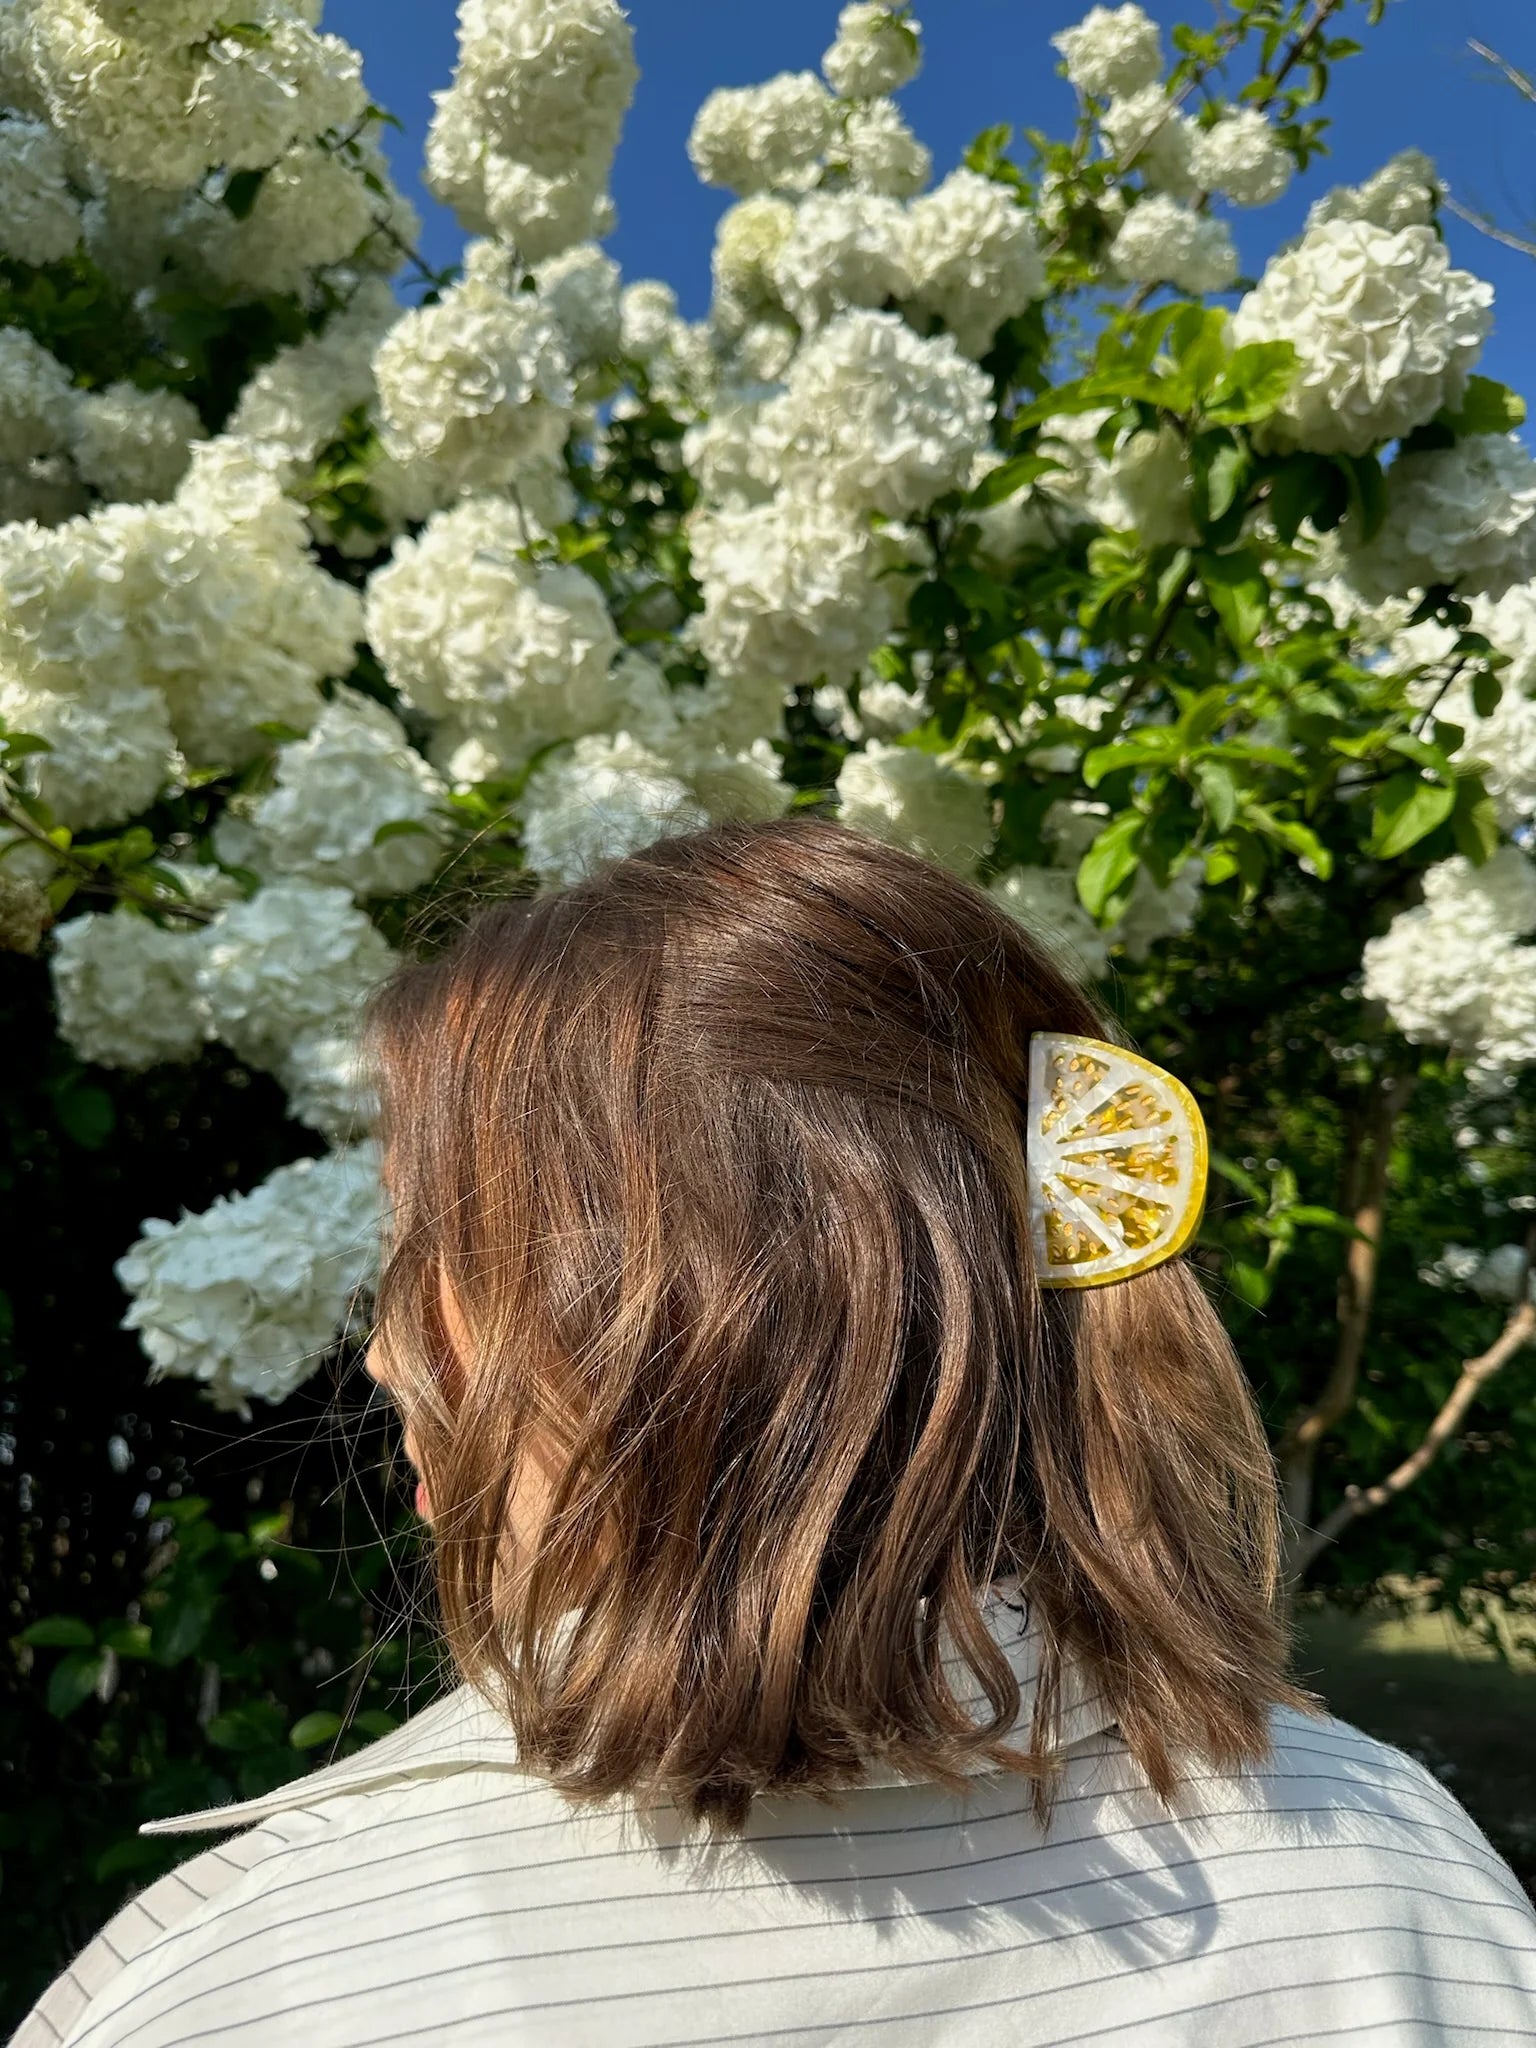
[22,817,1536,2046]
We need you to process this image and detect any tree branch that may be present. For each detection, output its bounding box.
[0,789,215,925]
[1467,38,1536,106]
[1288,1225,1536,1576]
[1443,192,1536,265]
[1277,1068,1413,1548]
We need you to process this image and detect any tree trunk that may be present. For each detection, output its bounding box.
[1277,1068,1414,1586]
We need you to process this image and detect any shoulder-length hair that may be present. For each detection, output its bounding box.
[365,816,1306,1837]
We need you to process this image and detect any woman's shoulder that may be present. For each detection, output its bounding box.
[11,1683,538,2048]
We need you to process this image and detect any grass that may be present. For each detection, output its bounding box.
[1292,1599,1536,1899]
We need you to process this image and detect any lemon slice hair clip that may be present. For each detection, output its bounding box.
[1027,1032,1209,1290]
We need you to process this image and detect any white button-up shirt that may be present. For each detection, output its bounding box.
[18,1581,1536,2047]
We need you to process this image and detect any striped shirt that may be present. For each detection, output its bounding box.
[17,1579,1536,2047]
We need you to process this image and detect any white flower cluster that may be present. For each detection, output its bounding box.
[213,688,449,898]
[23,0,369,192]
[835,739,993,873]
[986,797,1203,979]
[1362,847,1536,1079]
[1231,220,1492,456]
[115,1143,383,1411]
[195,879,394,1072]
[838,96,931,196]
[689,72,837,196]
[757,308,994,517]
[1052,4,1163,98]
[1345,437,1536,604]
[1307,148,1442,236]
[903,169,1046,358]
[373,270,574,501]
[51,908,207,1070]
[425,0,636,261]
[1100,87,1196,195]
[0,114,82,264]
[821,5,922,101]
[67,383,200,503]
[1189,109,1292,208]
[517,730,709,887]
[0,438,362,824]
[1110,192,1238,295]
[365,495,621,773]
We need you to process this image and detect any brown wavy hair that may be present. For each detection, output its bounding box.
[365,816,1307,1837]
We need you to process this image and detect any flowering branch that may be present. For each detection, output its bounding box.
[1289,1222,1536,1576]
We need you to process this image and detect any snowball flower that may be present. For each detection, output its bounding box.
[51,910,209,1071]
[0,328,73,467]
[990,865,1113,981]
[115,1144,383,1412]
[518,732,709,886]
[1230,220,1492,457]
[1052,4,1163,98]
[1307,148,1442,236]
[216,689,448,898]
[712,196,797,322]
[1103,423,1199,547]
[689,492,897,689]
[536,241,622,366]
[757,309,993,517]
[769,190,910,332]
[619,280,679,359]
[187,142,392,299]
[373,274,574,496]
[0,116,82,265]
[365,496,623,764]
[1345,438,1536,605]
[1100,87,1197,197]
[902,168,1048,359]
[1109,193,1238,295]
[275,1028,379,1143]
[224,280,400,474]
[1362,847,1536,1062]
[836,740,993,872]
[197,882,395,1071]
[438,0,636,179]
[0,673,177,831]
[839,96,931,197]
[67,383,200,503]
[1189,109,1292,208]
[688,72,837,195]
[822,4,922,100]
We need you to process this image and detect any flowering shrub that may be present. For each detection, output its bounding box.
[6,6,1536,1961]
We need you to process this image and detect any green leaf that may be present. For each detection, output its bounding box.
[2,730,53,759]
[53,1081,116,1151]
[1442,375,1527,436]
[253,720,307,743]
[966,452,1063,509]
[222,167,267,221]
[1204,341,1298,425]
[1193,758,1239,831]
[1197,548,1268,653]
[98,1618,153,1659]
[1267,453,1348,543]
[1369,770,1456,859]
[1451,784,1501,865]
[351,1710,400,1740]
[1229,1259,1273,1308]
[47,1648,106,1719]
[1202,440,1250,525]
[289,1710,344,1751]
[1082,732,1178,786]
[1075,811,1144,920]
[18,1615,94,1649]
[1472,668,1505,719]
[1338,452,1389,542]
[371,818,434,846]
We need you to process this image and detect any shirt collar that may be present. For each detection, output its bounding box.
[141,1576,1114,1836]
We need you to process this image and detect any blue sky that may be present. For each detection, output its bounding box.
[328,0,1536,393]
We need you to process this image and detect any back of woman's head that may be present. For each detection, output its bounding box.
[367,816,1303,1835]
